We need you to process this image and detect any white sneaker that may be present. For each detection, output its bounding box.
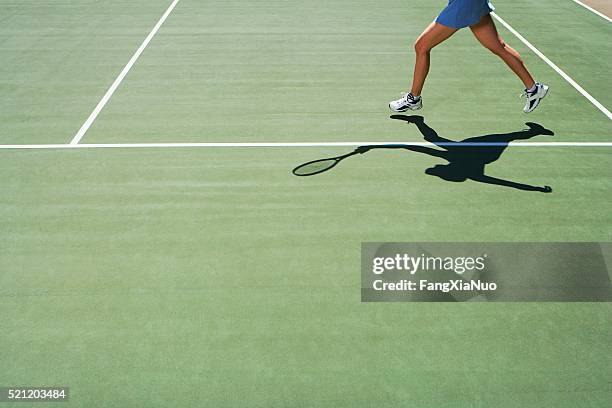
[389,92,422,112]
[522,83,549,113]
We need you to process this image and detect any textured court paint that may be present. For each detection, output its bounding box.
[572,0,612,21]
[1,1,611,407]
[70,0,182,144]
[81,0,611,144]
[0,0,173,144]
[1,148,611,407]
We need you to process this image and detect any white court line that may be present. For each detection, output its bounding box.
[1,142,612,150]
[491,12,612,120]
[570,0,612,23]
[69,0,181,145]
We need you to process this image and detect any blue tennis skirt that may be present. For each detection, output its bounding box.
[436,0,495,29]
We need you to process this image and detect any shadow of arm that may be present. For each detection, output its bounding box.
[358,145,447,158]
[471,174,552,192]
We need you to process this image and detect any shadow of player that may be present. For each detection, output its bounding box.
[359,115,554,192]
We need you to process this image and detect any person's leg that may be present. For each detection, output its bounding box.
[470,14,535,89]
[411,22,458,96]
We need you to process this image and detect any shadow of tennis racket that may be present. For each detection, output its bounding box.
[292,146,372,176]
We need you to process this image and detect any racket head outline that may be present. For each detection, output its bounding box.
[292,150,363,176]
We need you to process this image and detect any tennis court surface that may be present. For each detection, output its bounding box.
[1,0,610,406]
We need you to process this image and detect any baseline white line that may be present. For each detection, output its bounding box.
[570,0,612,23]
[2,142,612,150]
[491,12,612,120]
[69,0,181,145]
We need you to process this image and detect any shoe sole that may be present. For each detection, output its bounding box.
[524,85,549,113]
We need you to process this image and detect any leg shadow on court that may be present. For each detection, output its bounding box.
[292,115,554,193]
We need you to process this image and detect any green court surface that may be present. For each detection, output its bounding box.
[1,0,610,407]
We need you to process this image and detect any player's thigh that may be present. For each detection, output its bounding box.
[470,14,505,52]
[415,22,457,52]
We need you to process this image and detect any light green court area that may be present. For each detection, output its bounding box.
[1,0,611,407]
[0,0,172,144]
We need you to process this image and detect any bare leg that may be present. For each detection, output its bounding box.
[411,22,458,96]
[470,14,535,89]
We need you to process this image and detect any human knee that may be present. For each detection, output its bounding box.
[414,39,431,54]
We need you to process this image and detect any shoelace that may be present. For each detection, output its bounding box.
[520,85,538,99]
[400,92,417,103]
